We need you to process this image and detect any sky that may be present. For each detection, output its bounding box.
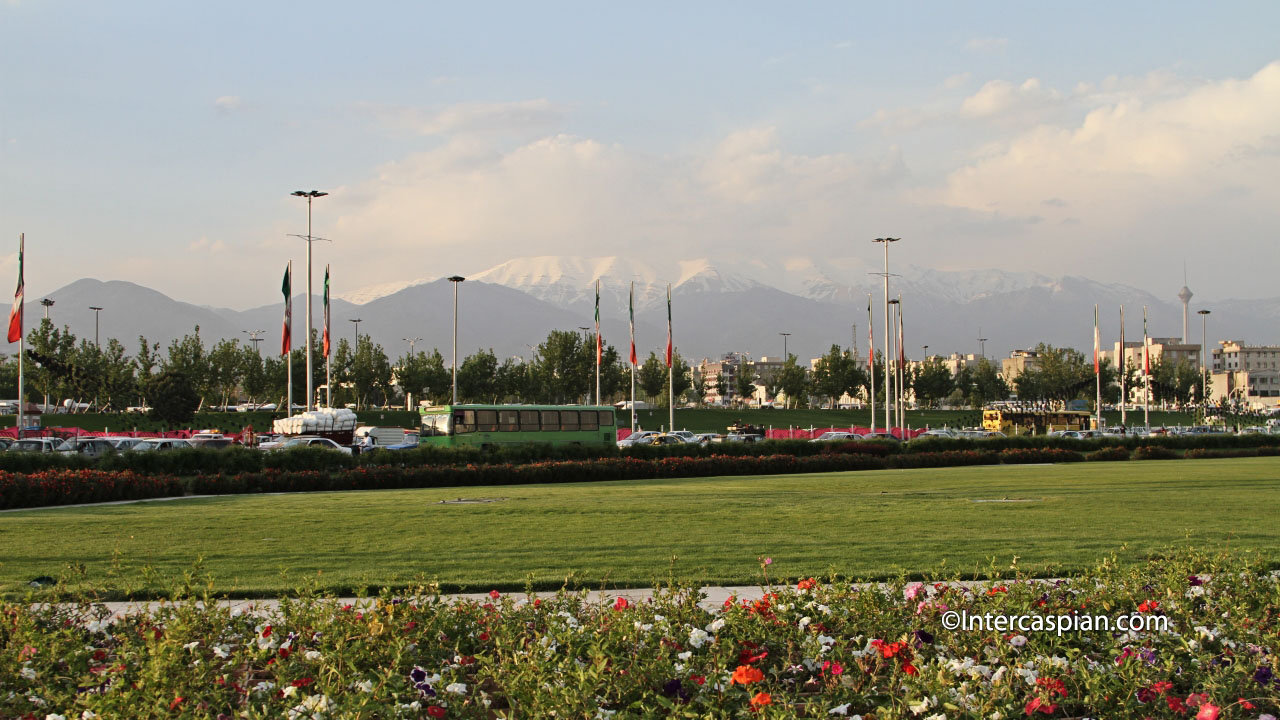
[2,1,1279,309]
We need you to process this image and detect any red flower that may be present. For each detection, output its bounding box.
[901,662,919,676]
[821,660,843,676]
[738,642,769,665]
[731,665,765,684]
[478,632,490,642]
[690,675,706,686]
[1167,696,1187,713]
[291,677,314,688]
[1150,681,1173,695]
[1036,677,1067,697]
[613,597,629,611]
[262,626,273,638]
[168,697,184,710]
[427,707,446,718]
[1138,600,1160,613]
[489,589,501,600]
[1024,698,1057,716]
[750,691,772,708]
[987,586,1008,596]
[797,577,817,590]
[277,647,291,659]
[1239,698,1255,710]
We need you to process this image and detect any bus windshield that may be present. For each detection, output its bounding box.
[422,413,451,437]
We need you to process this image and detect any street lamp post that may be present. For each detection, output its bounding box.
[872,237,899,432]
[448,276,465,405]
[978,329,988,359]
[40,298,54,320]
[1198,309,1211,414]
[349,318,362,344]
[89,306,103,347]
[291,189,328,413]
[779,332,790,360]
[403,337,422,355]
[243,330,265,354]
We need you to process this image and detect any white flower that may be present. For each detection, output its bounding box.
[253,681,275,694]
[596,710,617,719]
[908,696,934,713]
[828,703,851,716]
[1009,634,1027,647]
[213,644,231,659]
[633,621,653,632]
[677,651,692,661]
[989,712,1003,720]
[688,628,710,648]
[706,618,725,633]
[282,685,298,698]
[44,714,66,720]
[445,682,467,695]
[925,715,947,720]
[355,680,374,693]
[182,641,200,652]
[305,650,322,661]
[799,616,812,628]
[20,667,37,681]
[653,614,665,622]
[82,713,101,720]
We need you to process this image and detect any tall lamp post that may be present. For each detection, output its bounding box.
[872,237,899,431]
[243,329,265,354]
[448,276,465,404]
[40,298,54,320]
[349,318,362,344]
[291,189,328,412]
[1198,309,1211,414]
[978,330,988,359]
[403,337,422,355]
[779,332,791,360]
[89,306,103,347]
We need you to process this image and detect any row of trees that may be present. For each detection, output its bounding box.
[0,322,1208,413]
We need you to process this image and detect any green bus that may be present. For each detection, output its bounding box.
[418,404,618,448]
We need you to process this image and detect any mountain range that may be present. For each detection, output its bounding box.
[17,256,1278,367]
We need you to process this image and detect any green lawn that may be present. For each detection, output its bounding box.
[2,458,1276,598]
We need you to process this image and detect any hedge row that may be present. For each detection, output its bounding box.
[0,469,183,510]
[2,433,1278,479]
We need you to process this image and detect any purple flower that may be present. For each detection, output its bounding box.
[913,629,934,647]
[410,667,427,684]
[661,678,689,700]
[1140,648,1157,665]
[1256,665,1274,686]
[1187,575,1204,586]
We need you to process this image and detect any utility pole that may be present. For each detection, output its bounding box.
[872,237,899,432]
[290,189,329,413]
[89,306,103,347]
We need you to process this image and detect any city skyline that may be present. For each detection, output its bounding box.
[3,3,1279,308]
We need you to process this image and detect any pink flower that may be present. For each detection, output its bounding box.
[1195,703,1220,720]
[904,582,923,600]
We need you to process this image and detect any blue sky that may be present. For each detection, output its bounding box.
[3,1,1279,307]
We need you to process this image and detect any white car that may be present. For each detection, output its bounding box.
[56,437,117,457]
[131,438,195,452]
[617,430,661,448]
[8,437,63,453]
[916,429,957,438]
[810,431,861,442]
[105,437,144,451]
[665,430,698,444]
[278,436,353,455]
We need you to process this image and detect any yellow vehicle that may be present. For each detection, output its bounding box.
[982,408,1096,436]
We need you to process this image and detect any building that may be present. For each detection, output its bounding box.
[1208,341,1280,409]
[1000,350,1040,384]
[1211,340,1280,373]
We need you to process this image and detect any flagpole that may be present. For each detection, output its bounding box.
[15,234,23,438]
[667,284,673,433]
[629,281,636,433]
[287,261,293,420]
[867,294,876,433]
[897,294,905,436]
[1094,304,1101,431]
[324,264,331,409]
[1143,305,1150,428]
[1119,306,1126,427]
[595,279,601,407]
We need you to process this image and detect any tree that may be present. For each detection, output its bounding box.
[690,363,706,405]
[959,357,1009,408]
[1014,344,1093,406]
[912,357,954,409]
[638,352,666,402]
[812,345,866,408]
[97,338,137,410]
[775,355,809,408]
[240,346,267,405]
[25,319,77,408]
[734,362,759,406]
[599,346,626,404]
[148,369,199,427]
[670,352,692,404]
[457,349,498,403]
[535,330,591,404]
[163,327,211,404]
[208,339,244,408]
[350,336,393,407]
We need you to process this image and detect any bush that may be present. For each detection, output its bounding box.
[1085,446,1131,462]
[1183,447,1259,460]
[998,447,1085,464]
[0,469,182,510]
[1133,445,1179,460]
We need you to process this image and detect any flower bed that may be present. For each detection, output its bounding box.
[3,549,1276,718]
[0,469,182,510]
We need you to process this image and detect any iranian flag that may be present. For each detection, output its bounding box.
[867,297,874,370]
[595,280,602,365]
[628,282,636,366]
[6,235,22,344]
[281,262,292,356]
[1093,304,1100,374]
[322,264,330,357]
[664,284,672,368]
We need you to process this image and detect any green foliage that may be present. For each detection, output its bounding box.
[147,369,200,426]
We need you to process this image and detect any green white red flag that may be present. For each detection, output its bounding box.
[664,285,672,368]
[628,282,636,366]
[595,280,602,365]
[281,262,292,356]
[322,264,330,357]
[7,235,22,344]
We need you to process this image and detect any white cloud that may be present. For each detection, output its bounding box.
[943,72,972,90]
[964,36,1008,53]
[213,96,243,113]
[188,237,227,253]
[959,78,1058,119]
[366,99,566,137]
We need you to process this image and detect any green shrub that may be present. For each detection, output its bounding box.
[1133,445,1179,460]
[1085,446,1131,462]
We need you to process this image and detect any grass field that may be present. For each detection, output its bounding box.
[2,457,1276,599]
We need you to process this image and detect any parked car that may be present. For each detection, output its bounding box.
[810,431,861,442]
[105,437,144,452]
[189,437,235,450]
[722,433,762,443]
[665,430,698,444]
[8,437,62,453]
[617,430,661,448]
[693,433,721,445]
[860,432,902,442]
[130,438,195,452]
[916,429,957,438]
[277,436,353,455]
[55,437,117,458]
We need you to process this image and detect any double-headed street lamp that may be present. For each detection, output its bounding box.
[1198,309,1211,411]
[243,329,265,354]
[403,337,422,355]
[291,189,328,412]
[40,298,54,320]
[89,306,103,347]
[349,318,362,343]
[448,276,465,404]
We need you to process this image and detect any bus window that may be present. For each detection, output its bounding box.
[422,413,451,437]
[560,410,579,431]
[476,410,498,432]
[453,410,476,434]
[498,410,519,432]
[540,410,559,431]
[580,411,598,431]
[598,410,615,426]
[519,410,540,431]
